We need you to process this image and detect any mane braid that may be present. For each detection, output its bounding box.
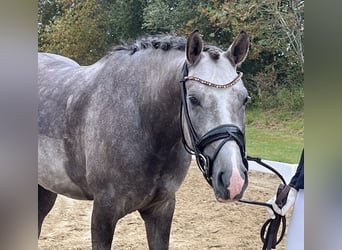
[113,35,186,54]
[112,34,222,60]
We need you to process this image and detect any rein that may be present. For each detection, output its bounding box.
[240,156,289,250]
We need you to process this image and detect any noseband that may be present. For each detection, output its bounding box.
[179,63,248,186]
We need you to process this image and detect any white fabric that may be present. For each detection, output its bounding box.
[266,187,298,219]
[266,196,277,219]
[286,189,304,250]
[273,187,298,216]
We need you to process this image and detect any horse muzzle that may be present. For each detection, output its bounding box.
[214,166,248,202]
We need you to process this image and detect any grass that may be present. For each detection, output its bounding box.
[245,109,304,163]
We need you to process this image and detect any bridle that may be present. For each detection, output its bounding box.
[179,62,248,186]
[179,62,288,249]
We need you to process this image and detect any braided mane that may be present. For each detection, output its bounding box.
[112,34,222,60]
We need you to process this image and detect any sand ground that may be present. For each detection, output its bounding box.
[38,161,289,249]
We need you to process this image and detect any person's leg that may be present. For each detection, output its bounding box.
[286,189,304,250]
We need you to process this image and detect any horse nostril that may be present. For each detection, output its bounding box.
[218,171,227,188]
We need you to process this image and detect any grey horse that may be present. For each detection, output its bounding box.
[38,30,250,249]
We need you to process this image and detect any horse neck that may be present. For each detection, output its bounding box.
[96,49,185,147]
[145,51,184,102]
[132,50,185,146]
[144,51,184,117]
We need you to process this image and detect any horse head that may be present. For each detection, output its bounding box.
[181,30,250,202]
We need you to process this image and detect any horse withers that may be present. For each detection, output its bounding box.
[38,30,250,249]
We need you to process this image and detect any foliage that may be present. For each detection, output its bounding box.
[187,0,304,111]
[141,0,204,35]
[247,63,304,111]
[38,0,63,49]
[142,0,174,33]
[39,0,109,65]
[105,0,146,44]
[189,0,304,66]
[38,0,304,112]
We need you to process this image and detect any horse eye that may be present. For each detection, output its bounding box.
[189,96,200,106]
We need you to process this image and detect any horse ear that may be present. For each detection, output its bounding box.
[186,29,203,65]
[225,31,250,67]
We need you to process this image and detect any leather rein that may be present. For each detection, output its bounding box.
[179,62,289,249]
[241,156,289,250]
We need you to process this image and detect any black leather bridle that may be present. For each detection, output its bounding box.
[179,62,248,186]
[179,62,289,249]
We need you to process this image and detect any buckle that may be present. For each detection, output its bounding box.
[196,154,209,175]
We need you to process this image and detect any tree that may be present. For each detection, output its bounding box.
[275,0,304,73]
[142,0,173,33]
[38,0,304,110]
[105,0,146,44]
[142,0,202,35]
[38,0,63,49]
[39,0,109,65]
[190,0,304,109]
